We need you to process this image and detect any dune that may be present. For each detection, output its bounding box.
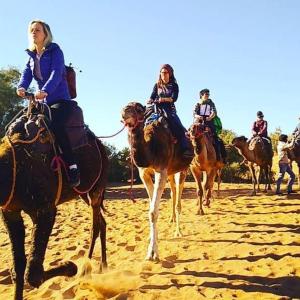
[1,175,300,299]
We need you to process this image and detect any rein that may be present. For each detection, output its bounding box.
[51,138,103,196]
[96,124,126,139]
[1,137,17,211]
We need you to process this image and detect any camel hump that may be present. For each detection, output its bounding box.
[248,136,273,158]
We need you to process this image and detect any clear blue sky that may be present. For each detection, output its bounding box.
[1,0,299,150]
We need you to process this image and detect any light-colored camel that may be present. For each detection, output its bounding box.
[121,102,193,261]
[188,123,224,215]
[232,136,273,195]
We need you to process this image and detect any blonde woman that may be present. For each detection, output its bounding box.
[17,20,80,187]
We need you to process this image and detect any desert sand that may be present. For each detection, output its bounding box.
[1,180,300,299]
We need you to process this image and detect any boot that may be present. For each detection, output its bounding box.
[67,167,80,187]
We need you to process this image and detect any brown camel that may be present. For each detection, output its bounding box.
[232,136,273,195]
[287,137,300,187]
[121,102,193,261]
[188,122,224,215]
[0,104,108,300]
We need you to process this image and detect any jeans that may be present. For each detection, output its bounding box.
[276,163,295,193]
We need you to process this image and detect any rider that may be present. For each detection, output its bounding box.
[16,20,80,187]
[252,111,269,139]
[147,64,193,158]
[193,88,225,162]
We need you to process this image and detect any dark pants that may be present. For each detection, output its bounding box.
[162,106,190,150]
[205,120,222,160]
[50,101,76,165]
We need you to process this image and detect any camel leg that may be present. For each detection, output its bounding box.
[267,165,272,190]
[146,170,167,261]
[138,167,154,201]
[249,164,257,196]
[1,210,26,300]
[205,169,216,208]
[168,175,176,223]
[26,208,77,287]
[88,201,107,272]
[202,171,209,206]
[173,171,186,237]
[190,166,204,215]
[216,169,221,197]
[257,167,262,192]
[298,165,300,189]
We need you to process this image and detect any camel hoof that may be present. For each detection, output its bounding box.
[145,251,160,262]
[169,216,175,223]
[204,201,210,207]
[197,210,205,215]
[174,230,183,238]
[26,263,44,288]
[61,261,78,277]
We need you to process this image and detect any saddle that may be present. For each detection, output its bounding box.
[6,101,88,152]
[248,136,270,151]
[144,105,177,143]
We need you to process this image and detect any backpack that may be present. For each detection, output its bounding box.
[213,115,222,135]
[65,64,77,99]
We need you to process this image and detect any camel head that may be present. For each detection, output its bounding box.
[188,122,207,141]
[232,136,248,149]
[121,102,145,130]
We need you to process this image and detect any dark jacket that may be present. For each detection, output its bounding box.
[149,82,178,112]
[18,42,71,105]
[252,120,268,137]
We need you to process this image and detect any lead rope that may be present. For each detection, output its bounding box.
[128,132,136,203]
[96,124,126,139]
[2,137,17,211]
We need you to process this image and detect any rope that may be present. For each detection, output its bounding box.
[2,137,17,211]
[12,128,45,144]
[96,125,126,139]
[128,132,136,203]
[50,156,63,205]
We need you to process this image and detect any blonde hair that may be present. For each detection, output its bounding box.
[28,20,53,51]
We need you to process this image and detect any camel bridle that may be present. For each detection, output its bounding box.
[122,103,145,132]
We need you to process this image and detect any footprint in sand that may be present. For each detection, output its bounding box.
[70,249,86,260]
[125,245,135,251]
[63,286,76,299]
[66,245,77,251]
[49,258,63,266]
[117,242,127,246]
[0,269,13,284]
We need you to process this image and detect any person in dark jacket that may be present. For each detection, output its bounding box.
[147,64,192,157]
[252,111,268,138]
[17,20,80,187]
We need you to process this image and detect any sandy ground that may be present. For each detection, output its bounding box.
[1,181,300,300]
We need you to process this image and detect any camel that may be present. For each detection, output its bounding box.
[0,102,108,300]
[188,122,224,215]
[121,102,193,261]
[287,136,300,187]
[232,136,273,195]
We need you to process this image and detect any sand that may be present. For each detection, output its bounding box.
[1,180,300,300]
